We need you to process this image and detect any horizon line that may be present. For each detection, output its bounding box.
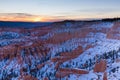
[0,17,120,23]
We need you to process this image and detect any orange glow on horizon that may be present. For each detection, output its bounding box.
[0,15,48,22]
[0,16,61,22]
[0,12,120,22]
[1,14,118,22]
[33,18,42,22]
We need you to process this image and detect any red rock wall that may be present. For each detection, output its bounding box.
[103,72,108,80]
[56,68,89,78]
[94,60,107,72]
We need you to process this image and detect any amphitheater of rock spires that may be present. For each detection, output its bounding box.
[0,19,120,80]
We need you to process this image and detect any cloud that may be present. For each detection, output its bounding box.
[0,13,40,22]
[0,13,36,17]
[0,13,66,22]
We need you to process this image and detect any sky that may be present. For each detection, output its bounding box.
[0,0,120,22]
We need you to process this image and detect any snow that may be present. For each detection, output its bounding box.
[62,34,120,65]
[107,62,120,80]
[68,72,98,80]
[0,21,120,80]
[91,22,113,29]
[65,22,72,27]
[0,32,21,40]
[40,32,54,40]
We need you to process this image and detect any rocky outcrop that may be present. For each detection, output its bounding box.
[0,21,120,80]
[107,22,120,40]
[51,46,83,69]
[94,59,107,72]
[56,68,89,78]
[103,72,107,80]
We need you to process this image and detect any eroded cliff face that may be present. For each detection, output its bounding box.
[0,21,120,80]
[94,60,107,72]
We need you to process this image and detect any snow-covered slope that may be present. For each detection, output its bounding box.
[0,21,120,80]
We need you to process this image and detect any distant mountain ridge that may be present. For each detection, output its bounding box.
[57,18,120,23]
[0,21,51,28]
[0,18,120,28]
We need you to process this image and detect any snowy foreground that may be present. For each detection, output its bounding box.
[0,21,120,80]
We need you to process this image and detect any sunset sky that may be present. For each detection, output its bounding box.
[0,0,120,22]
